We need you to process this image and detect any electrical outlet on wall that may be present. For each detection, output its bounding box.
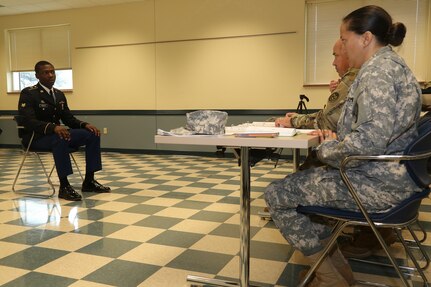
[103,127,108,134]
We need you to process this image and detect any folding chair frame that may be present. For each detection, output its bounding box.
[12,130,83,199]
[298,152,431,287]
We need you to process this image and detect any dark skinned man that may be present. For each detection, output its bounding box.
[18,60,110,201]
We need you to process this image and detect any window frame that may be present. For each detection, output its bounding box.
[6,24,73,93]
[304,0,430,85]
[10,69,73,93]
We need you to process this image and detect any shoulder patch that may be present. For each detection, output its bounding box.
[23,85,37,91]
[328,92,339,102]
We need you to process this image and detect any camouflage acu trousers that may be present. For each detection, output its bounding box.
[264,165,417,256]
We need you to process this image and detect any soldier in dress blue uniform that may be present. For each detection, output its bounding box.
[18,61,110,201]
[265,6,422,286]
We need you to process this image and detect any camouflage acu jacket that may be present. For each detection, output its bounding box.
[291,68,358,131]
[318,46,422,169]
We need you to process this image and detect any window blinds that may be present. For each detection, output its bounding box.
[8,24,71,72]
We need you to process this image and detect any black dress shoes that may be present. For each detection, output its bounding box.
[82,180,111,193]
[58,185,82,201]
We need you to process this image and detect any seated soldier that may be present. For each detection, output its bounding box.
[274,39,397,259]
[275,39,357,170]
[18,60,110,201]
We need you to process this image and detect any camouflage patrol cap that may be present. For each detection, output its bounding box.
[186,110,228,135]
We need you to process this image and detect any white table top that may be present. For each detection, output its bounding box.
[155,134,319,149]
[0,116,14,120]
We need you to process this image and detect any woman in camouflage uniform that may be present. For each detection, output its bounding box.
[265,5,422,286]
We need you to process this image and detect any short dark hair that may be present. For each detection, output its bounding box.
[35,60,54,73]
[343,5,406,47]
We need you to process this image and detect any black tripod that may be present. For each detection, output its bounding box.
[296,94,309,114]
[271,94,311,168]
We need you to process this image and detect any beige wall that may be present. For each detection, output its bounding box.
[428,2,431,82]
[1,0,426,112]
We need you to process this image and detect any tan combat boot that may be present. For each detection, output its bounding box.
[330,245,355,285]
[320,238,355,285]
[303,251,350,287]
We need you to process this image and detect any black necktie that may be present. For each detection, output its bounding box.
[49,90,56,104]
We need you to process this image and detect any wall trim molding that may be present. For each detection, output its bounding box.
[75,31,297,50]
[0,109,319,116]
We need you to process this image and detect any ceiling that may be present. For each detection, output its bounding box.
[0,0,145,16]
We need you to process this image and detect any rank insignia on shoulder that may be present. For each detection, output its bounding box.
[21,103,26,107]
[28,86,37,90]
[328,92,339,102]
[40,90,44,93]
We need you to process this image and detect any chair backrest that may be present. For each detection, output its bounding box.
[13,115,47,151]
[418,113,431,131]
[14,115,26,139]
[404,120,431,188]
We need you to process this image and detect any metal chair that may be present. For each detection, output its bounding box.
[297,121,431,287]
[12,116,83,198]
[412,114,431,243]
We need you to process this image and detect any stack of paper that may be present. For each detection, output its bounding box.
[225,123,297,137]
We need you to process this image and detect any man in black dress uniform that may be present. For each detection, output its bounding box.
[18,60,110,201]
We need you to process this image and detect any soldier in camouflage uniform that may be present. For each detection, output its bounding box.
[275,40,357,171]
[289,67,355,130]
[265,5,422,286]
[275,40,357,131]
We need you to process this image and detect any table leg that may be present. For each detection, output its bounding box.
[292,148,300,173]
[186,147,252,287]
[239,146,250,286]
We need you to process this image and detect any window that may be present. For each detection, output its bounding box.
[7,24,72,92]
[305,0,429,85]
[12,69,73,91]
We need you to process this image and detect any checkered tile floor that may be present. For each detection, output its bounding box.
[0,148,430,287]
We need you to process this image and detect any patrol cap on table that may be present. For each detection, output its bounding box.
[186,110,228,135]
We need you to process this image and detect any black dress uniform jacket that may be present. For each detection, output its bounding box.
[18,83,88,145]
